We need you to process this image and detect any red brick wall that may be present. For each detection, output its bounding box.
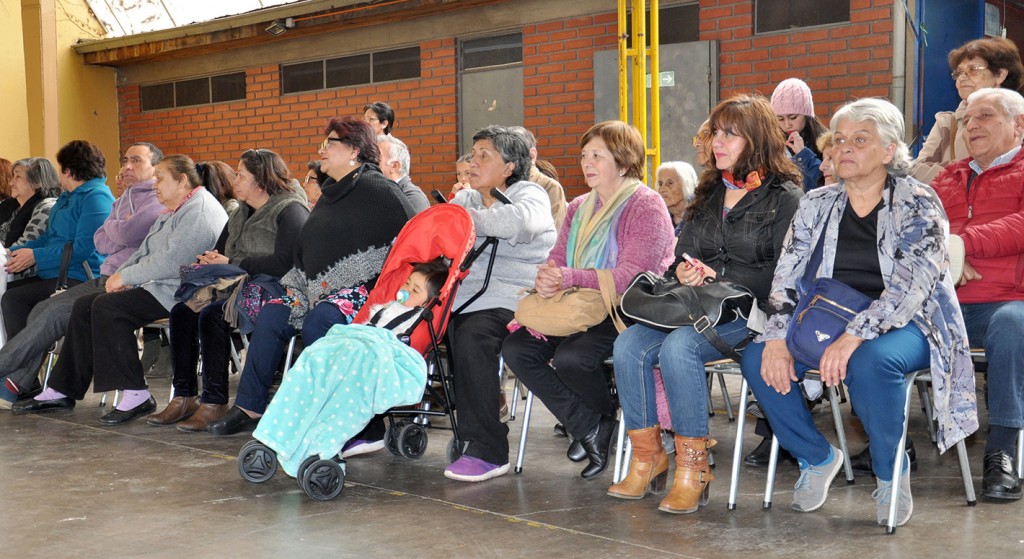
[118,38,460,197]
[117,1,894,200]
[704,0,894,121]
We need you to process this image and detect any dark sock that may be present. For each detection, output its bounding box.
[986,425,1018,455]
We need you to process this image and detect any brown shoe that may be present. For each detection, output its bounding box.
[177,403,230,432]
[146,396,199,426]
[659,435,716,514]
[607,425,669,499]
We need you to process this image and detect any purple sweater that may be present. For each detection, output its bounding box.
[551,185,675,293]
[93,178,164,275]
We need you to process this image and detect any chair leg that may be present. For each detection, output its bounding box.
[887,376,917,535]
[509,379,520,421]
[282,335,297,372]
[718,369,735,421]
[612,409,629,484]
[826,384,855,484]
[1017,429,1023,479]
[727,378,750,510]
[955,439,977,506]
[705,371,715,417]
[514,391,534,474]
[916,379,937,443]
[763,436,780,509]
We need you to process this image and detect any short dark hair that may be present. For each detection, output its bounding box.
[56,140,106,182]
[240,149,291,196]
[306,160,320,171]
[129,142,164,165]
[324,117,380,165]
[411,257,450,301]
[363,101,395,135]
[471,125,532,186]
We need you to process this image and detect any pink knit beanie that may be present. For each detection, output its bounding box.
[771,78,814,117]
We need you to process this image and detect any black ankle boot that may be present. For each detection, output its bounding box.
[850,438,917,476]
[743,437,795,467]
[578,415,616,479]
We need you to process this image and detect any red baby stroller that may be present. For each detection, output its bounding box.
[237,203,485,500]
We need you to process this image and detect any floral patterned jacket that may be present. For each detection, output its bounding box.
[761,174,978,452]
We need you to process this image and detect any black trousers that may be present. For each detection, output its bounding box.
[449,308,514,465]
[169,300,231,405]
[49,288,168,400]
[1,277,78,338]
[502,318,619,440]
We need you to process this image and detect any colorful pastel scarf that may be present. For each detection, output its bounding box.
[565,178,640,269]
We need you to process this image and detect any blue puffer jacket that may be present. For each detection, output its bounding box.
[13,177,114,281]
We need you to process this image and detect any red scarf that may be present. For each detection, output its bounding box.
[721,169,765,191]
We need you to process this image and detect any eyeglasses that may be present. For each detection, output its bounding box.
[951,65,989,81]
[692,128,711,145]
[303,175,318,185]
[319,137,345,151]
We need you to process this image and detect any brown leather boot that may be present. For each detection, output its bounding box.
[659,435,716,514]
[607,425,669,499]
[146,396,199,426]
[177,403,230,432]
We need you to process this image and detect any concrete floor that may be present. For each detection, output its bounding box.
[2,374,1022,559]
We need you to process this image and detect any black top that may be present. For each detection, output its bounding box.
[832,199,885,299]
[675,175,803,307]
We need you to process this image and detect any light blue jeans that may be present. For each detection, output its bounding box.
[613,318,752,438]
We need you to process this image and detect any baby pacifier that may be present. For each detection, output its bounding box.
[396,289,410,303]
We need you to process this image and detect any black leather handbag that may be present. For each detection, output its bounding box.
[620,271,754,359]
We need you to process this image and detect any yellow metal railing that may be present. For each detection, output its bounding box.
[618,0,659,184]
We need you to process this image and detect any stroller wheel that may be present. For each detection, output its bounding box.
[398,422,428,459]
[296,455,320,489]
[300,459,345,501]
[446,437,465,465]
[384,422,403,456]
[238,440,277,483]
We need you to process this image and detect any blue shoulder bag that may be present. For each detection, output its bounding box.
[785,198,875,368]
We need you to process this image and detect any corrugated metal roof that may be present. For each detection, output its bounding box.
[86,0,303,38]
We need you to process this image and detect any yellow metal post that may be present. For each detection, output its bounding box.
[617,0,660,185]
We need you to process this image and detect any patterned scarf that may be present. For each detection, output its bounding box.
[565,178,640,269]
[721,169,764,191]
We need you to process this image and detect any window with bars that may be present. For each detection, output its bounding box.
[281,46,421,94]
[140,72,246,111]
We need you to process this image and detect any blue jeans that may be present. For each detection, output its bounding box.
[961,301,1024,430]
[614,318,752,438]
[741,323,929,481]
[234,301,346,414]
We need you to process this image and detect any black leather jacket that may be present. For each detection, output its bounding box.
[673,175,802,308]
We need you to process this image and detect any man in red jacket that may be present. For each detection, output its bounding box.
[932,87,1024,502]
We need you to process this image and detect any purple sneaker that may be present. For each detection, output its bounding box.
[341,438,385,458]
[444,455,510,482]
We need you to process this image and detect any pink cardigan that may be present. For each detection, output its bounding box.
[549,186,675,294]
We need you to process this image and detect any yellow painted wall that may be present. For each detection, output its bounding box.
[0,0,31,160]
[54,0,119,182]
[12,0,119,184]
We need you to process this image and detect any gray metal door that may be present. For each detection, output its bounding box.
[459,66,524,155]
[594,41,717,169]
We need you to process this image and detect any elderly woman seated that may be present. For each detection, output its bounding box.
[739,98,977,527]
[146,149,309,431]
[14,155,229,422]
[206,117,410,437]
[504,121,676,481]
[655,161,698,234]
[435,125,556,482]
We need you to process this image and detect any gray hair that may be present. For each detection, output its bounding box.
[656,161,698,201]
[377,134,410,177]
[967,87,1024,119]
[13,157,62,198]
[456,152,472,165]
[471,125,532,186]
[508,125,538,150]
[830,98,911,177]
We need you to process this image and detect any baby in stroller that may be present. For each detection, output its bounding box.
[239,258,449,499]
